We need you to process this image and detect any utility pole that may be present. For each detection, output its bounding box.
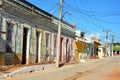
[111,35,114,57]
[103,29,111,57]
[56,0,63,68]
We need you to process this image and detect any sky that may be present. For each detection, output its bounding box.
[27,0,120,44]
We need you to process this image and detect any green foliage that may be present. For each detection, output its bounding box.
[113,47,120,51]
[113,42,120,51]
[113,42,120,46]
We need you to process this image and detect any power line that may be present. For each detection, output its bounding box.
[63,2,105,29]
[67,9,104,37]
[63,0,120,42]
[47,3,59,12]
[78,0,106,30]
[63,2,116,45]
[64,1,120,43]
[64,1,120,25]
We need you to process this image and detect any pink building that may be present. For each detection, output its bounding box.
[51,17,76,64]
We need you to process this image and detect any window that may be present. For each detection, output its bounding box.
[46,33,49,49]
[54,35,57,48]
[6,22,13,53]
[54,35,57,56]
[46,33,50,57]
[0,14,2,31]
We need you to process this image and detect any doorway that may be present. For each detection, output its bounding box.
[66,39,69,62]
[22,28,28,64]
[60,37,63,62]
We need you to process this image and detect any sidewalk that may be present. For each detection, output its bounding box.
[0,64,56,79]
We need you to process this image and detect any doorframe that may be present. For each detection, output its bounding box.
[66,39,69,62]
[22,24,31,65]
[60,37,64,62]
[36,29,42,63]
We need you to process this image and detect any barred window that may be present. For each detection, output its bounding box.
[46,33,50,52]
[0,14,2,31]
[46,33,50,57]
[54,35,57,49]
[6,22,13,53]
[54,35,57,56]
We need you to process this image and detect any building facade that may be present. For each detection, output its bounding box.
[0,0,75,65]
[74,37,87,62]
[74,31,101,61]
[51,18,75,63]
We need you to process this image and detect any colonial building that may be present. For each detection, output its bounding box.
[74,39,87,62]
[52,18,75,63]
[74,31,87,62]
[0,0,75,66]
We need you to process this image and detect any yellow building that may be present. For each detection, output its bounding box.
[74,38,101,61]
[74,41,87,62]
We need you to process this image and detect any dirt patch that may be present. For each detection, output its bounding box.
[0,65,25,76]
[104,70,120,80]
[64,70,92,80]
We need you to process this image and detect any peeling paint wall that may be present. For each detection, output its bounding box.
[0,0,53,65]
[0,0,75,66]
[0,14,6,53]
[0,14,6,65]
[16,23,22,53]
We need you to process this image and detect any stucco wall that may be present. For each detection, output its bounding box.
[0,0,75,65]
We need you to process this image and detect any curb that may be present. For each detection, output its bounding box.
[0,64,55,79]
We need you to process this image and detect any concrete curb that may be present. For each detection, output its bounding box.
[0,64,55,79]
[0,76,5,80]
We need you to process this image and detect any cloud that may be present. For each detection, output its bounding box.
[89,33,100,40]
[76,31,101,43]
[104,39,111,43]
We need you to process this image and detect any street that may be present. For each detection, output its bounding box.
[3,56,120,80]
[65,56,120,80]
[0,0,120,80]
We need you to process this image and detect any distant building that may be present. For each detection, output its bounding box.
[92,40,101,58]
[74,31,87,62]
[74,32,101,61]
[98,45,105,58]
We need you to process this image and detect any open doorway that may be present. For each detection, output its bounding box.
[22,28,28,64]
[60,37,63,62]
[66,39,69,62]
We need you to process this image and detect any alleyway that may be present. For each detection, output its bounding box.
[3,56,120,80]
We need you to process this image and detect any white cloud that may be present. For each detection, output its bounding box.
[104,39,111,43]
[85,33,101,43]
[76,31,101,43]
[88,33,100,40]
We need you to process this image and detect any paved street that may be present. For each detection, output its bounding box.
[2,56,120,80]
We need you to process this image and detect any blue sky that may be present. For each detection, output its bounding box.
[27,0,120,43]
